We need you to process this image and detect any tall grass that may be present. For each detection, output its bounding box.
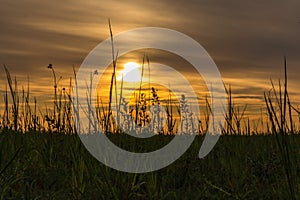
[1,62,300,136]
[264,57,299,199]
[0,34,300,199]
[4,65,19,132]
[0,128,299,199]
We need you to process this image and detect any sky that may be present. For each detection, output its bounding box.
[1,0,300,117]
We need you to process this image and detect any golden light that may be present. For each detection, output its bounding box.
[117,62,141,83]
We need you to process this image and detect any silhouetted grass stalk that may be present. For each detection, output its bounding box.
[264,57,298,199]
[4,65,19,132]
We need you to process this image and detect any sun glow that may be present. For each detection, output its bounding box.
[117,62,141,83]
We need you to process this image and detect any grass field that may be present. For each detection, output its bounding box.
[0,56,300,199]
[0,130,299,199]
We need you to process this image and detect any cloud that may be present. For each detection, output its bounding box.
[0,0,300,111]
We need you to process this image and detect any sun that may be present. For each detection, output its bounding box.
[117,62,141,83]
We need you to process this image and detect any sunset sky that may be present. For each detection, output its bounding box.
[1,0,300,118]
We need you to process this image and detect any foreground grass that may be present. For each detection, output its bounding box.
[0,131,299,200]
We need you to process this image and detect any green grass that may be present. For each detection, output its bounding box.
[0,130,299,199]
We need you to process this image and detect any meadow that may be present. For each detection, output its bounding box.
[0,130,299,199]
[0,55,299,199]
